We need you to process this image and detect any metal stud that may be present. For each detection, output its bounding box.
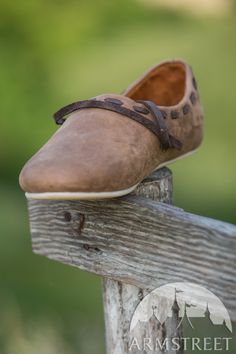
[190,92,197,105]
[183,104,190,115]
[133,105,149,115]
[104,98,123,105]
[171,111,179,119]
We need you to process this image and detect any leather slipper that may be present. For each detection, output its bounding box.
[19,59,204,200]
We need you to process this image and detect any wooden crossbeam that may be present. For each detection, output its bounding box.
[27,168,236,322]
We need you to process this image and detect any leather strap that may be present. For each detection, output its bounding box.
[138,100,171,150]
[53,99,182,150]
[138,100,182,150]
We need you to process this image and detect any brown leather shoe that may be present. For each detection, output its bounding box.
[19,59,203,200]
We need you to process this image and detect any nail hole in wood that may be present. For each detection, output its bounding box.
[64,211,71,222]
[78,213,85,235]
[138,289,144,301]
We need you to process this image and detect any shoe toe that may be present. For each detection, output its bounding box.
[19,103,157,194]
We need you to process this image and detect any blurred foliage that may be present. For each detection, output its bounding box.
[0,0,235,353]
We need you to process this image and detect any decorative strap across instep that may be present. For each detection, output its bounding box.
[53,98,182,151]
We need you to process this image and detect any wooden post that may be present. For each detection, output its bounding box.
[102,168,182,354]
[27,167,236,353]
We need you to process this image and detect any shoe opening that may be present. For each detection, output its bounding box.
[126,61,186,107]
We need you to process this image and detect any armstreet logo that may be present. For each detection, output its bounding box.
[129,282,232,353]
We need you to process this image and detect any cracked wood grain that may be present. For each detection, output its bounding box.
[27,167,236,326]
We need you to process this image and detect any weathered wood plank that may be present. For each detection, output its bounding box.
[27,169,236,320]
[103,280,149,354]
[102,168,176,354]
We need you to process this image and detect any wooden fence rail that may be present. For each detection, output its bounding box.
[26,167,236,354]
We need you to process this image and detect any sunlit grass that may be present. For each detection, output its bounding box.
[0,296,104,354]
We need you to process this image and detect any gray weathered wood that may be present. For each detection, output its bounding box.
[27,168,236,321]
[102,168,178,354]
[103,280,149,354]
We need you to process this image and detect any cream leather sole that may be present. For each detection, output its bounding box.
[25,148,198,200]
[26,184,139,200]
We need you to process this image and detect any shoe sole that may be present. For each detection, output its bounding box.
[25,148,198,200]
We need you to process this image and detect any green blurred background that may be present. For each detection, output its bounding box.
[0,0,235,353]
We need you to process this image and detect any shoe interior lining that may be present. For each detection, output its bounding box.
[126,62,186,107]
